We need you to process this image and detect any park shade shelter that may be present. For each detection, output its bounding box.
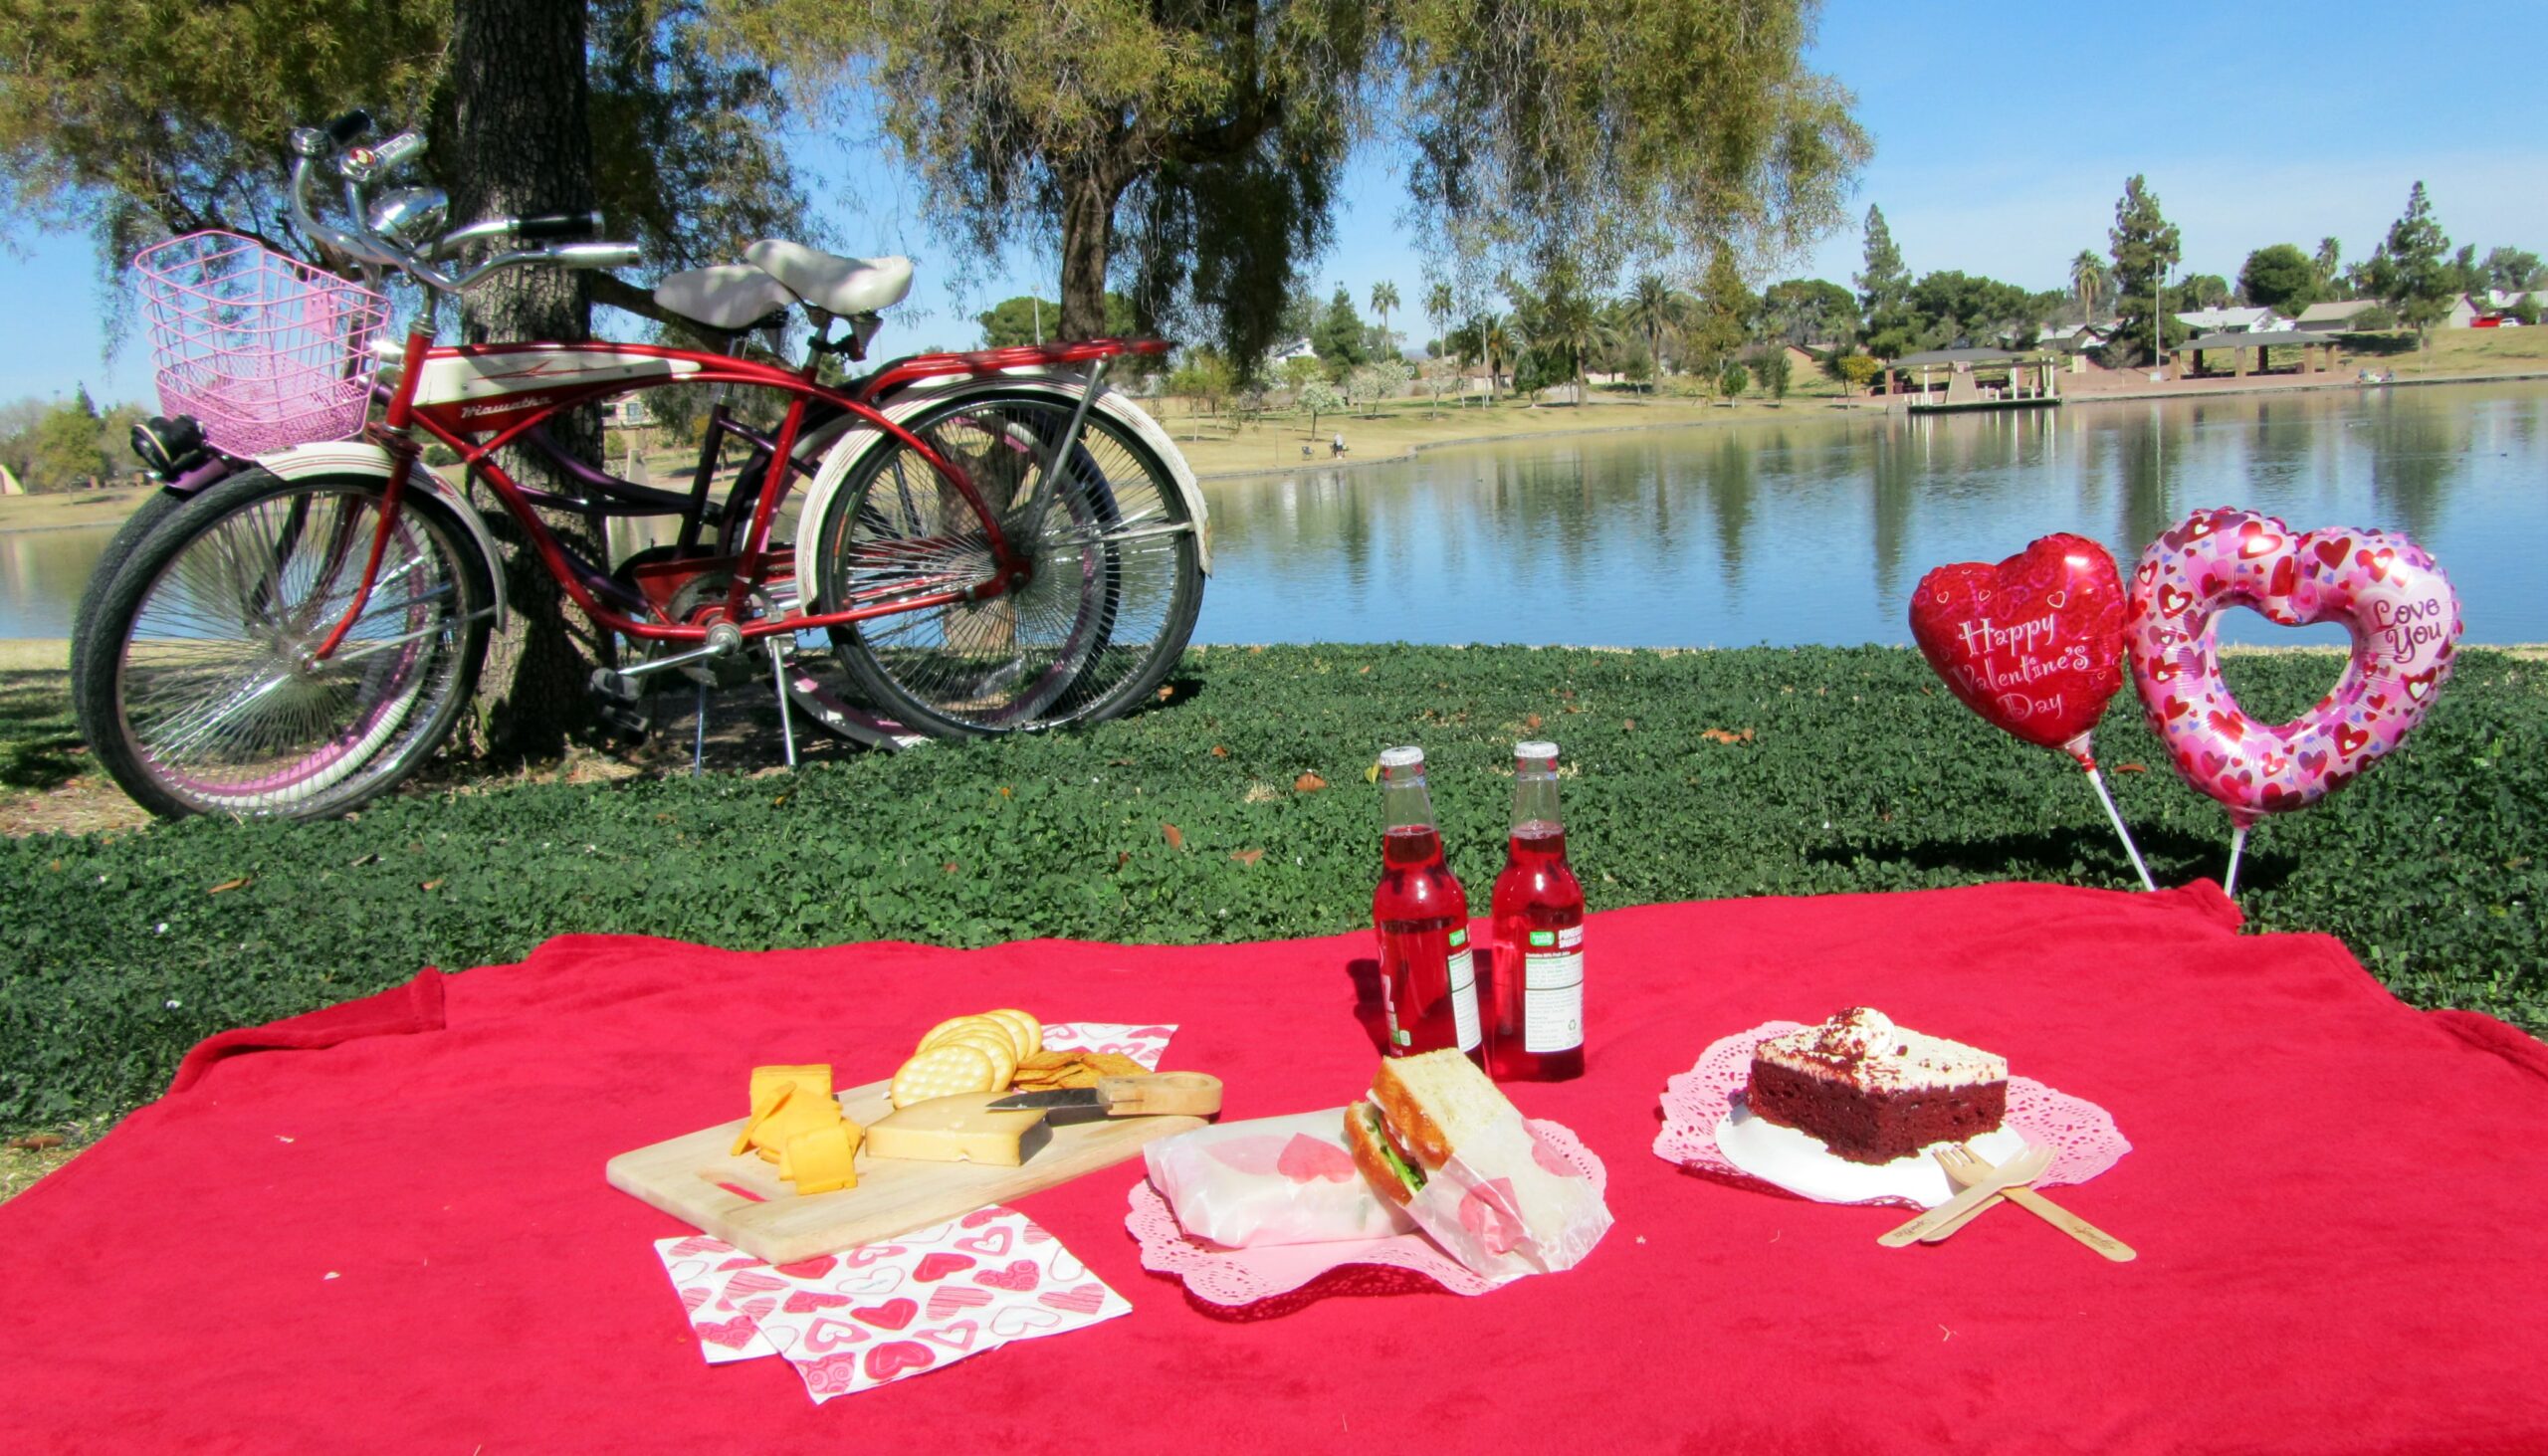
[2174,329,2344,379]
[1883,346,2061,406]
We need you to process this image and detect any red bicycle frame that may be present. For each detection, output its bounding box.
[312,329,1166,661]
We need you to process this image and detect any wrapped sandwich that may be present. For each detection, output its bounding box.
[1345,1049,1611,1282]
[1144,1109,1417,1248]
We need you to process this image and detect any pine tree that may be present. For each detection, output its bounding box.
[2379,182,2456,346]
[2107,175,2183,366]
[1854,205,1913,358]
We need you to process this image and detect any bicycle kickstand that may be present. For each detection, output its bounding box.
[767,637,798,769]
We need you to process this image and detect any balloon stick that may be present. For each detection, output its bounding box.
[2223,824,2249,898]
[2084,766,2157,892]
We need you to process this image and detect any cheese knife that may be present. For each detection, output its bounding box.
[987,1072,1223,1118]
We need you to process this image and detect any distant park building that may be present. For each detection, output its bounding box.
[2173,329,2343,379]
[2293,300,2382,331]
[1885,347,2061,411]
[2173,306,2287,334]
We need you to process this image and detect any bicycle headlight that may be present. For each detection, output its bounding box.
[131,415,209,481]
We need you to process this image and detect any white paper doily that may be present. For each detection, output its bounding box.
[1127,1120,1606,1305]
[1653,1020,2130,1208]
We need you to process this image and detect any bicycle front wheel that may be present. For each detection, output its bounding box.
[809,391,1202,736]
[72,468,493,820]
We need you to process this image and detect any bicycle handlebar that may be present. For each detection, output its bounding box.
[288,110,640,299]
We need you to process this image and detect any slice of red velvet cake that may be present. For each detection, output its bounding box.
[1745,1008,2009,1164]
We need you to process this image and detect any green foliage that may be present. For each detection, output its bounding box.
[1312,287,1370,375]
[1751,345,1792,400]
[2108,174,2185,359]
[1716,359,1749,399]
[0,388,138,491]
[1902,271,2039,350]
[2240,244,2320,315]
[2377,181,2457,345]
[1689,247,1755,373]
[1292,378,1344,434]
[1759,278,1856,346]
[2481,246,2544,293]
[976,296,1061,347]
[1825,349,1878,396]
[2177,273,2230,311]
[0,0,800,315]
[7,644,2542,1131]
[2069,250,2108,319]
[1856,204,1915,357]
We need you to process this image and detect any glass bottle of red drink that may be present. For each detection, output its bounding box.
[1372,745,1482,1061]
[1487,740,1586,1080]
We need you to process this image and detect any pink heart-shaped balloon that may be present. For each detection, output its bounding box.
[2126,508,2459,827]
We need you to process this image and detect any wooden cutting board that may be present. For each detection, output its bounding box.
[605,1077,1203,1264]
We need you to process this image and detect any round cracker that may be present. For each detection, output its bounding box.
[939,1028,1017,1087]
[890,1044,997,1108]
[917,1013,1005,1055]
[983,1008,1041,1058]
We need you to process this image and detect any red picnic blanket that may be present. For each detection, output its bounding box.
[5,881,2545,1453]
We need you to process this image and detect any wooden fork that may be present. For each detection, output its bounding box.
[1933,1144,2137,1262]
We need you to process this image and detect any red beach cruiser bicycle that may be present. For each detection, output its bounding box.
[73,111,1207,820]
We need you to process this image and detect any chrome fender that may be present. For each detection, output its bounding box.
[790,378,1211,617]
[255,441,510,631]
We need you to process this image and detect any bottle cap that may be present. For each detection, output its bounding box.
[1378,745,1425,769]
[1514,740,1559,760]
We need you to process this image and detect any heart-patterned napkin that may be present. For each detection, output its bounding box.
[654,1209,1132,1401]
[645,1022,1169,1400]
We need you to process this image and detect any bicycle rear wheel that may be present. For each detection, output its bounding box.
[72,468,493,820]
[809,391,1202,737]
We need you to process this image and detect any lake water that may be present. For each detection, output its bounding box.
[5,379,2544,648]
[1193,378,2548,649]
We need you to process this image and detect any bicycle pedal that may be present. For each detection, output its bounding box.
[589,667,643,704]
[596,700,653,740]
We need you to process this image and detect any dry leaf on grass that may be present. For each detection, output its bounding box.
[1230,849,1265,866]
[421,879,445,892]
[1700,728,1755,745]
[207,878,251,895]
[1210,744,1229,758]
[2115,763,2148,773]
[1162,822,1185,850]
[1294,772,1328,793]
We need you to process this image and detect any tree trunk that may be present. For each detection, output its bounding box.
[1056,162,1122,340]
[444,0,609,762]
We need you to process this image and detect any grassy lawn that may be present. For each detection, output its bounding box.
[2343,326,2548,375]
[4,643,2541,1145]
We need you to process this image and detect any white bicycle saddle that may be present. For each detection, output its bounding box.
[743,240,915,315]
[651,264,798,331]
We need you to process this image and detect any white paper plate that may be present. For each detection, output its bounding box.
[1714,1094,2029,1208]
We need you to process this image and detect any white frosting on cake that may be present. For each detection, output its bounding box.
[1755,1007,2008,1093]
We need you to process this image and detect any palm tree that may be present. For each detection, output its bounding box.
[2070,250,2109,320]
[2314,237,2343,295]
[1370,281,1401,356]
[1424,282,1456,413]
[1476,313,1513,402]
[1625,274,1676,393]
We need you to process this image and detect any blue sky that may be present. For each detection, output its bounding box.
[9,0,2545,406]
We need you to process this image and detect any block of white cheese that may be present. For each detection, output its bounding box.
[862,1093,1049,1166]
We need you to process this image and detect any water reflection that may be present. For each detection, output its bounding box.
[1195,379,2548,647]
[5,382,2543,646]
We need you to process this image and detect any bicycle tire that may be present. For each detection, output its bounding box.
[72,468,494,820]
[808,391,1202,737]
[67,487,189,672]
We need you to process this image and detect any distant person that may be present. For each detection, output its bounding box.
[1331,433,1347,458]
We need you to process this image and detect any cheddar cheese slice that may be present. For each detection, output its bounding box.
[742,1064,841,1159]
[781,1123,863,1195]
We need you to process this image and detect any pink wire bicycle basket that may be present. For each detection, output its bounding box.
[134,230,388,457]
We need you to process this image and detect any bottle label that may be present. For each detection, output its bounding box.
[1522,924,1584,1052]
[1447,930,1480,1053]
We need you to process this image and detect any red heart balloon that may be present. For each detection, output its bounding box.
[1910,532,2127,764]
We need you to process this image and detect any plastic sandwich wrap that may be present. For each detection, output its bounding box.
[1397,1110,1612,1284]
[1142,1108,1416,1248]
